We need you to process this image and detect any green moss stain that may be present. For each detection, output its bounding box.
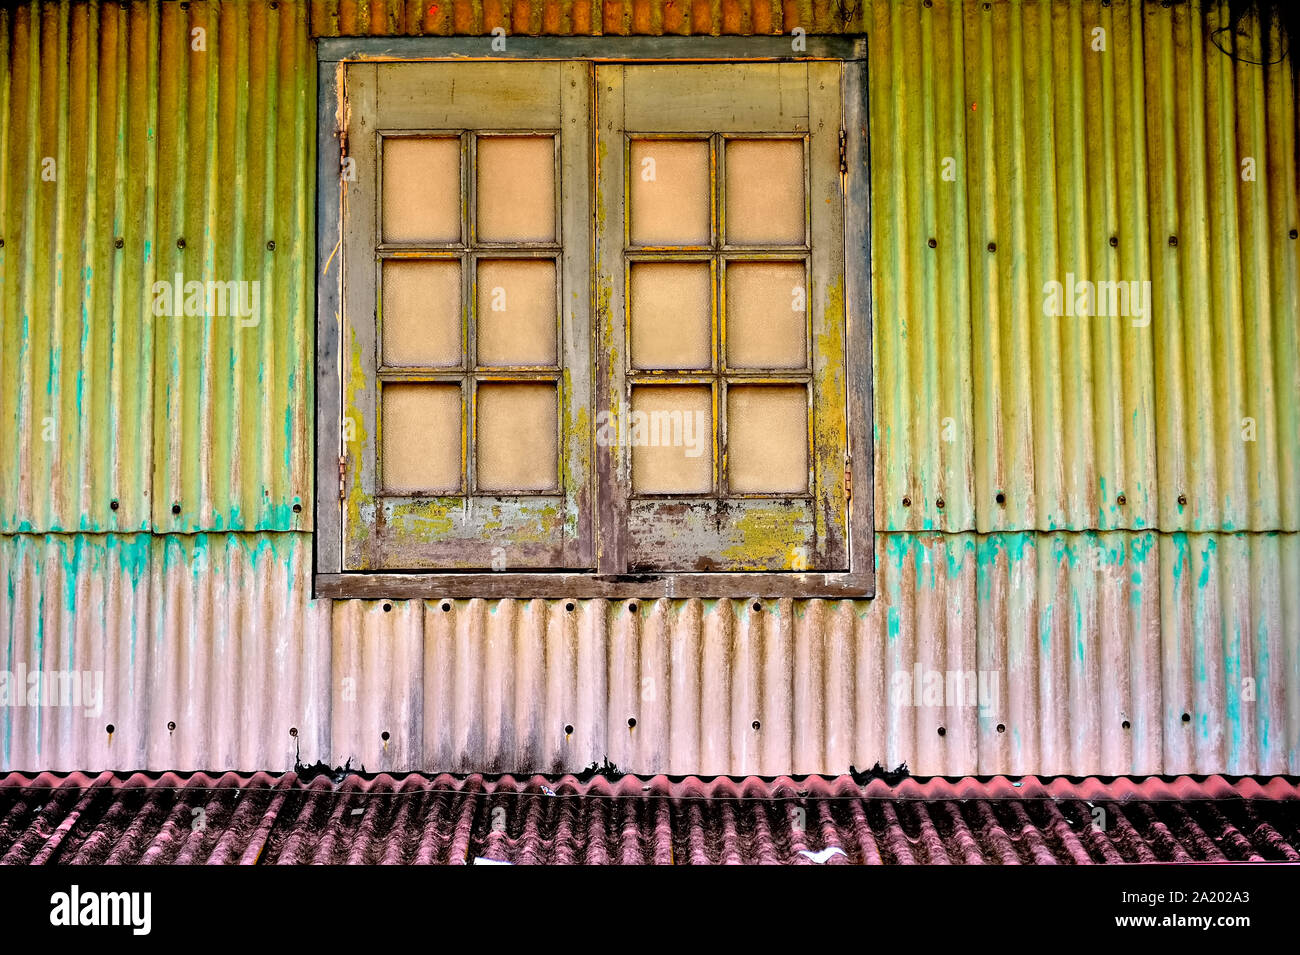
[343,326,372,553]
[722,507,805,568]
[812,276,849,543]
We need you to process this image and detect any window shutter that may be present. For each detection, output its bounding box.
[595,63,850,573]
[340,62,594,571]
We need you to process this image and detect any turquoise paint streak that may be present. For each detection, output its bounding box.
[1255,615,1270,753]
[945,536,973,580]
[1198,537,1217,589]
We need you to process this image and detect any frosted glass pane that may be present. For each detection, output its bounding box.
[629,140,710,246]
[727,385,807,493]
[476,382,559,492]
[630,386,713,494]
[382,138,461,243]
[381,260,462,367]
[629,263,711,370]
[477,136,556,242]
[476,259,557,367]
[725,139,804,245]
[725,262,807,369]
[382,384,462,494]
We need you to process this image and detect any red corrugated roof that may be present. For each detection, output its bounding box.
[1,772,1296,865]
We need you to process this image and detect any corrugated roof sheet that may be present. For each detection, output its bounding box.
[1,770,1297,864]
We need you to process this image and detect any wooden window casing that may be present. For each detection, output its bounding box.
[315,37,873,599]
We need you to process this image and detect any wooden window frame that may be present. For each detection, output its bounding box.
[315,36,873,599]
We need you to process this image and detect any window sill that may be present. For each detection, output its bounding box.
[314,570,874,600]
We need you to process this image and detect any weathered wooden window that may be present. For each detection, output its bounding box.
[316,39,871,598]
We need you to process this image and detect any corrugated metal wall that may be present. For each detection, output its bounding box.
[1,0,1297,776]
[3,528,1296,774]
[0,1,314,535]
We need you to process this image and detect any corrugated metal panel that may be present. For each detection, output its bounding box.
[0,2,314,535]
[0,3,155,533]
[147,533,332,768]
[1,0,1297,780]
[3,771,1298,865]
[309,0,848,37]
[0,532,332,772]
[151,0,314,532]
[961,0,1161,533]
[867,0,1299,534]
[3,530,1295,775]
[1144,1,1300,533]
[868,0,978,534]
[0,532,152,768]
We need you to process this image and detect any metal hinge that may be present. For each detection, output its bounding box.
[845,458,853,500]
[338,454,347,501]
[838,128,848,175]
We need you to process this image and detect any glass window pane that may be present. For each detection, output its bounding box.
[381,260,462,367]
[476,382,559,492]
[724,139,804,246]
[727,385,807,493]
[725,261,807,369]
[382,384,462,494]
[476,259,557,367]
[629,139,710,246]
[477,136,556,243]
[629,262,712,370]
[630,385,713,494]
[382,137,461,244]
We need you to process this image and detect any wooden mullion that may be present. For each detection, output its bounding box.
[595,64,629,575]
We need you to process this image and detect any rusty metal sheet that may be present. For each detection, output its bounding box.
[309,0,848,38]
